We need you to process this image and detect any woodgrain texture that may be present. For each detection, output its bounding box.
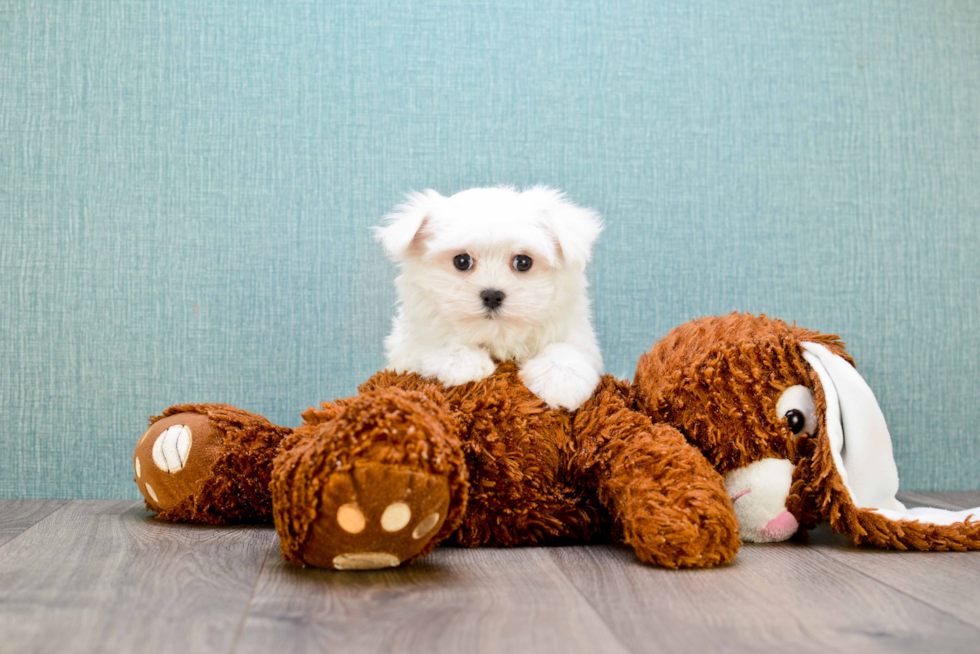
[550,543,980,654]
[801,491,980,630]
[0,499,66,548]
[234,546,630,654]
[0,501,276,654]
[2,495,980,654]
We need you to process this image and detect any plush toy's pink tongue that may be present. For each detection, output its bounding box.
[801,342,980,526]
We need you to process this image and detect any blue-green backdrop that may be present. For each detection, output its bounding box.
[1,1,979,498]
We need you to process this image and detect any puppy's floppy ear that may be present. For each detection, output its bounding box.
[372,190,446,261]
[523,186,603,270]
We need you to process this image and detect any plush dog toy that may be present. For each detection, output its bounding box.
[633,313,980,550]
[135,364,740,569]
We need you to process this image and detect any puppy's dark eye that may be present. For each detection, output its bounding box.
[512,254,533,272]
[785,409,806,435]
[453,254,473,271]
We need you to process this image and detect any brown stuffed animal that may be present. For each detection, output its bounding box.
[135,186,742,570]
[135,362,741,569]
[633,313,980,551]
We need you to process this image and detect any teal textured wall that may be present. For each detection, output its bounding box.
[1,1,979,498]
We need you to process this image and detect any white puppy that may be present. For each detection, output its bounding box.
[373,186,604,411]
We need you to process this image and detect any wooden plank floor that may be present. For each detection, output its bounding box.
[1,493,979,654]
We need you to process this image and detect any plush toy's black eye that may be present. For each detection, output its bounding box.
[785,409,806,435]
[512,254,533,272]
[453,254,473,271]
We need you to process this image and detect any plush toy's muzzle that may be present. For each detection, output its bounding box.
[723,458,798,542]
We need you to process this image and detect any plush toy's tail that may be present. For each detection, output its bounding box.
[801,342,980,550]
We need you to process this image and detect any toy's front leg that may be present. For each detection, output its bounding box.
[572,377,740,568]
[272,385,469,570]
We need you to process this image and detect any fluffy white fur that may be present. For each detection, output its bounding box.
[373,186,604,411]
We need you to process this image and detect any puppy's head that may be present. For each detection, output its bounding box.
[374,186,602,332]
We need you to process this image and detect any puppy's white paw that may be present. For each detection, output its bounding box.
[520,343,601,411]
[419,346,496,387]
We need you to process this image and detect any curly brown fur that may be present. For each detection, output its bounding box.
[572,376,740,568]
[147,403,291,524]
[143,355,743,567]
[634,313,849,474]
[271,388,468,565]
[632,314,854,538]
[360,363,606,547]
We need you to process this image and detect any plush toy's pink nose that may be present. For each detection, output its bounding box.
[761,510,799,541]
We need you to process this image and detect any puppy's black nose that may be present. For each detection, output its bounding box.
[481,289,505,310]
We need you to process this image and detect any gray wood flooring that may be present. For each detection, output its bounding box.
[1,492,979,654]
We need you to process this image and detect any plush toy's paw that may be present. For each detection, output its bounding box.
[135,412,225,515]
[273,387,468,568]
[299,463,452,570]
[420,346,496,387]
[135,404,289,524]
[520,343,601,411]
[724,458,799,543]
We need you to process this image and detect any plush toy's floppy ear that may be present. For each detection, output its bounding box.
[373,190,446,262]
[801,342,980,550]
[523,186,603,270]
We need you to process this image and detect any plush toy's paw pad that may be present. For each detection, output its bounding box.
[331,552,402,571]
[300,463,451,570]
[134,412,224,513]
